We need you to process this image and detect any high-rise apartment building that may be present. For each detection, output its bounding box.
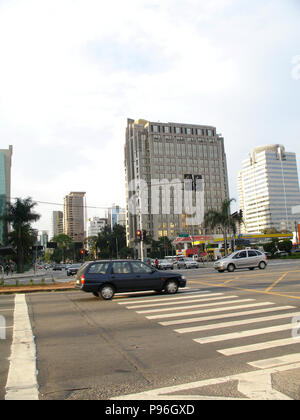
[52,211,63,238]
[63,192,86,243]
[0,145,13,243]
[238,144,300,233]
[125,118,229,254]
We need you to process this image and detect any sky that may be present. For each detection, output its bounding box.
[0,0,299,236]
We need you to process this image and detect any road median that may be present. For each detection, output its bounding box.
[0,281,76,295]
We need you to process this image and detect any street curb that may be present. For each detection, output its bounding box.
[0,283,76,295]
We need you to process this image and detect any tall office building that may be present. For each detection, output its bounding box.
[0,145,13,244]
[125,119,229,254]
[52,211,63,238]
[63,192,86,243]
[108,204,126,231]
[238,144,300,233]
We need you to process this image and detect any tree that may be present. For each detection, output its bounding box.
[1,197,40,272]
[278,240,293,254]
[84,236,98,260]
[96,224,134,259]
[204,199,243,256]
[150,236,173,258]
[51,234,74,263]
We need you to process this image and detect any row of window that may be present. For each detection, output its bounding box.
[151,125,215,137]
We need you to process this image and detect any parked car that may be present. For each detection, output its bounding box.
[274,251,289,257]
[157,259,174,270]
[176,258,199,269]
[75,259,186,300]
[53,264,64,271]
[214,249,268,272]
[67,263,82,276]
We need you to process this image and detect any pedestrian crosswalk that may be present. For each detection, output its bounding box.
[116,289,300,364]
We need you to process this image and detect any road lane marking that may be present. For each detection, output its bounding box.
[5,294,39,400]
[218,337,300,356]
[265,272,289,293]
[137,298,254,314]
[194,280,300,300]
[175,311,300,334]
[127,294,235,309]
[113,362,300,400]
[159,304,289,326]
[194,321,300,344]
[146,301,265,320]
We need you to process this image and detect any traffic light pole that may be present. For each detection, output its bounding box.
[139,200,144,261]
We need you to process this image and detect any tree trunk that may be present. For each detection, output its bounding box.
[17,242,24,273]
[224,230,228,256]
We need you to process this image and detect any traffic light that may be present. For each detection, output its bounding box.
[239,209,243,218]
[80,249,85,255]
[136,230,142,241]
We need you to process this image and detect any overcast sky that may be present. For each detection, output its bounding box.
[0,0,299,235]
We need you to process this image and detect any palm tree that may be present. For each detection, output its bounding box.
[1,197,40,272]
[204,199,243,256]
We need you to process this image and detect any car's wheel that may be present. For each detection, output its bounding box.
[99,284,115,300]
[227,264,235,273]
[164,280,179,294]
[258,261,266,270]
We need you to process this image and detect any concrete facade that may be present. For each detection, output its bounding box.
[125,118,229,253]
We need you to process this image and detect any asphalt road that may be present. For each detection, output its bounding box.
[1,260,300,400]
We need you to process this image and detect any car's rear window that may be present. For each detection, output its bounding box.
[77,262,89,277]
[87,262,109,274]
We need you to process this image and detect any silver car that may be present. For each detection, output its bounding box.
[177,258,199,269]
[214,249,268,272]
[158,259,174,270]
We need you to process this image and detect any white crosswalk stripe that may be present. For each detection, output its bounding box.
[159,305,293,326]
[174,310,300,334]
[136,298,254,314]
[146,301,275,320]
[126,294,238,309]
[219,337,300,356]
[194,320,300,344]
[117,289,300,364]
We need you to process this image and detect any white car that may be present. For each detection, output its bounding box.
[176,258,199,269]
[158,259,174,270]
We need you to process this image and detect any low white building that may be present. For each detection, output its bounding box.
[87,217,107,237]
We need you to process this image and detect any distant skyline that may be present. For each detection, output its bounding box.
[0,0,299,233]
